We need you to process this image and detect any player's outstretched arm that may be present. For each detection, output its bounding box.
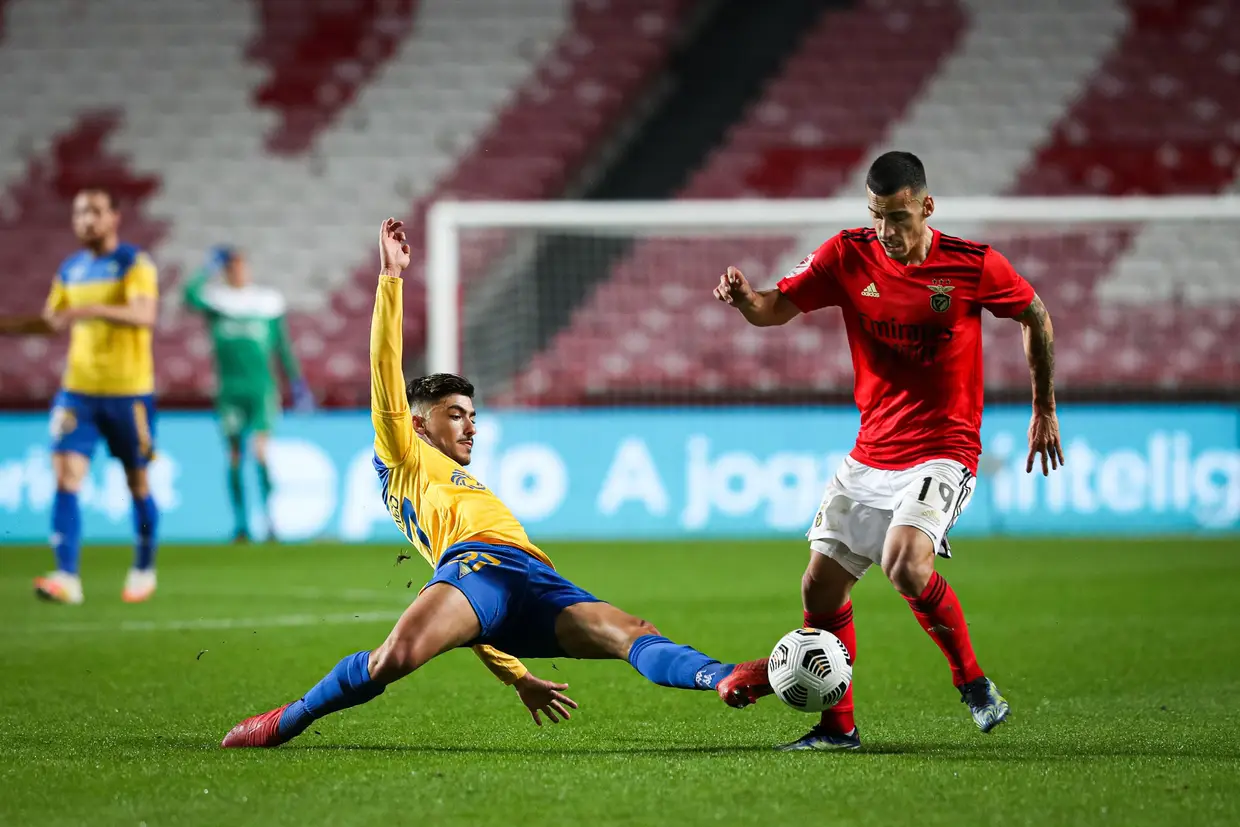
[1016,293,1064,475]
[473,646,578,726]
[371,218,415,465]
[713,266,801,326]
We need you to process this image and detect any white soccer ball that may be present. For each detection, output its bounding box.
[767,628,853,713]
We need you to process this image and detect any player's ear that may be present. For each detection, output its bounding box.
[411,413,428,436]
[921,194,934,220]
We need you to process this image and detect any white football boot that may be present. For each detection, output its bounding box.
[122,568,157,603]
[33,571,84,605]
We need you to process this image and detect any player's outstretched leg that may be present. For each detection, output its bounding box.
[35,451,87,605]
[123,466,159,603]
[221,583,480,747]
[883,526,1008,733]
[553,602,735,692]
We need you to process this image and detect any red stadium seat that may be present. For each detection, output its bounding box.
[0,0,693,406]
[504,0,1240,404]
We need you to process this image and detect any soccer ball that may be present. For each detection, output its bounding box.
[767,628,853,712]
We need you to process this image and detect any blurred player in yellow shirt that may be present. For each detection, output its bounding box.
[221,219,743,748]
[0,189,160,605]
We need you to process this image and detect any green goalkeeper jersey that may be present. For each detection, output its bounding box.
[183,268,302,398]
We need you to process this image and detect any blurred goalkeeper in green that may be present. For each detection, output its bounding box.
[183,247,314,543]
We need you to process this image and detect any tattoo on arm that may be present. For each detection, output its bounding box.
[1018,295,1055,409]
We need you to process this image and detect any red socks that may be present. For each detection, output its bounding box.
[805,605,856,736]
[903,572,984,687]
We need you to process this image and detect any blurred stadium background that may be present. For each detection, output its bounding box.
[0,0,1237,542]
[3,3,1240,825]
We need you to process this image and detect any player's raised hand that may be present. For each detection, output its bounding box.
[379,217,411,276]
[1026,408,1065,476]
[513,672,578,726]
[713,266,757,308]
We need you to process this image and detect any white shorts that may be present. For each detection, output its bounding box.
[807,456,976,579]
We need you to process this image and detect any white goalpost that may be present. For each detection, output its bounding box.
[425,196,1240,400]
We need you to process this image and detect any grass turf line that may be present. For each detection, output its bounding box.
[1,539,1238,826]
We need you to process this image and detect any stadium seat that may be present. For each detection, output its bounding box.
[503,0,1240,404]
[0,0,694,405]
[3,0,1237,405]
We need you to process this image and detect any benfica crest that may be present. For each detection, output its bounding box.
[926,280,955,312]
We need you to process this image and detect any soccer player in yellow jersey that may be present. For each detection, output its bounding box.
[222,219,741,747]
[0,189,160,605]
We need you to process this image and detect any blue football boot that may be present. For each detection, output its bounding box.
[960,676,1010,733]
[777,725,862,751]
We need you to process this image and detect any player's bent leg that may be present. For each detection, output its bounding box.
[883,525,1007,732]
[222,583,481,748]
[368,583,482,682]
[35,451,89,605]
[778,546,864,751]
[554,602,734,691]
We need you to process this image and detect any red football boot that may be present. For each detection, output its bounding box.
[716,658,774,708]
[221,703,293,748]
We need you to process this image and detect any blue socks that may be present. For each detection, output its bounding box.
[627,634,733,690]
[272,641,726,743]
[278,650,385,738]
[52,490,158,574]
[132,494,158,571]
[51,489,82,575]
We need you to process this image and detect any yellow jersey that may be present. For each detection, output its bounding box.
[370,274,543,684]
[46,243,158,396]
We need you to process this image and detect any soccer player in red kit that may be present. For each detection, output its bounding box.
[714,151,1063,751]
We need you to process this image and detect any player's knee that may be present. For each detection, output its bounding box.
[881,539,933,596]
[368,637,431,684]
[125,468,150,499]
[55,471,84,493]
[633,617,659,639]
[618,616,661,654]
[52,453,87,492]
[801,566,834,604]
[802,553,853,613]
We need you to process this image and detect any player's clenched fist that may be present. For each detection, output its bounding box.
[713,266,757,308]
[379,217,411,276]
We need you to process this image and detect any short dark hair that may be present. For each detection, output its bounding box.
[76,187,119,210]
[865,152,927,196]
[406,373,475,409]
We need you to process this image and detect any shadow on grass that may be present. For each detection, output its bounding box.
[858,741,1240,761]
[112,736,1240,761]
[291,743,774,757]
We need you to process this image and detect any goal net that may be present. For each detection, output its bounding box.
[425,196,1240,408]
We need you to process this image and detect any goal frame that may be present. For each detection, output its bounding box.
[425,195,1240,373]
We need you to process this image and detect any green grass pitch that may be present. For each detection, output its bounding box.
[2,538,1238,826]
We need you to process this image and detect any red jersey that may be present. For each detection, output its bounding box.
[777,227,1035,473]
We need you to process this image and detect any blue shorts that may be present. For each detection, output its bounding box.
[426,542,601,658]
[50,390,157,469]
